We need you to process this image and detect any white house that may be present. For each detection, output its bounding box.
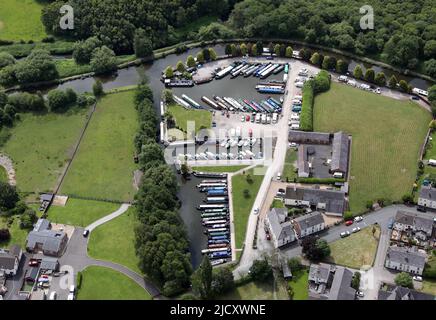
[393,210,434,241]
[293,211,325,238]
[418,186,436,210]
[385,246,427,276]
[265,208,296,248]
[0,245,22,277]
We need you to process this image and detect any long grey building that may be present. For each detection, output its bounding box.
[331,131,350,175]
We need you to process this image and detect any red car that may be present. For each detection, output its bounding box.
[28,260,39,267]
[345,220,353,226]
[246,115,250,122]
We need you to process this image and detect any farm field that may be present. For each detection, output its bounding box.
[0,0,47,41]
[0,109,89,193]
[46,198,119,227]
[76,266,151,300]
[59,91,138,202]
[314,82,431,214]
[87,207,141,274]
[168,103,211,133]
[231,167,265,248]
[326,225,381,270]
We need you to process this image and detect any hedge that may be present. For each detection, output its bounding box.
[296,177,345,185]
[300,81,315,131]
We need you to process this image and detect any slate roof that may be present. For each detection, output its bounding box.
[267,208,294,242]
[386,246,427,269]
[298,146,310,177]
[40,194,54,203]
[331,132,349,174]
[419,185,436,201]
[378,285,435,300]
[26,230,67,254]
[33,219,50,232]
[288,131,330,144]
[40,257,59,271]
[285,187,346,214]
[328,267,356,300]
[308,263,332,284]
[294,211,324,232]
[0,253,16,270]
[394,210,434,235]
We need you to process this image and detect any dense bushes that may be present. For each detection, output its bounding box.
[133,83,192,296]
[47,88,78,112]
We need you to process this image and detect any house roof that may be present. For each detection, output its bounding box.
[285,187,346,214]
[331,132,349,173]
[386,246,427,269]
[26,229,67,254]
[9,244,21,258]
[308,263,332,284]
[40,194,54,203]
[33,219,50,232]
[281,259,292,278]
[288,131,330,144]
[294,211,324,232]
[328,266,356,300]
[267,208,294,242]
[40,257,59,271]
[419,185,436,201]
[378,284,435,300]
[298,146,310,176]
[0,253,16,270]
[394,210,433,235]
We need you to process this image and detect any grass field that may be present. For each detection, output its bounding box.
[77,266,151,300]
[231,167,265,248]
[288,269,309,300]
[0,215,30,249]
[0,0,47,41]
[88,207,141,274]
[218,279,288,300]
[282,148,297,181]
[47,199,119,227]
[192,165,248,173]
[168,103,211,133]
[423,131,436,160]
[326,225,380,269]
[421,280,436,296]
[60,91,138,202]
[0,166,7,182]
[314,82,431,214]
[0,108,89,193]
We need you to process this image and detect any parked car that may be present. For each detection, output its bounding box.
[352,227,361,233]
[67,293,75,300]
[413,276,423,282]
[345,220,353,226]
[253,208,259,215]
[356,291,364,298]
[29,260,39,267]
[241,115,245,122]
[340,231,350,238]
[83,229,89,237]
[387,217,394,229]
[49,291,57,300]
[354,216,363,222]
[276,172,281,181]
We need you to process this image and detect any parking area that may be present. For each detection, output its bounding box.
[302,144,333,178]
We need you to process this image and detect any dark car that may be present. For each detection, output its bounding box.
[387,218,394,229]
[83,229,90,237]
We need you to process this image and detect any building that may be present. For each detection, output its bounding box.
[288,131,330,145]
[285,186,346,216]
[39,257,59,271]
[385,246,427,275]
[330,132,350,175]
[0,245,22,276]
[293,211,325,238]
[297,146,310,178]
[378,284,435,300]
[308,263,356,300]
[393,210,434,241]
[418,186,436,209]
[265,208,295,248]
[26,219,68,257]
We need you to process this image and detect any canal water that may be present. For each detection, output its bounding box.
[28,43,433,269]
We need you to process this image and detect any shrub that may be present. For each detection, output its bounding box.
[76,271,83,289]
[343,211,353,221]
[395,272,413,288]
[300,81,314,131]
[249,259,273,282]
[93,80,104,97]
[0,228,11,242]
[47,89,69,112]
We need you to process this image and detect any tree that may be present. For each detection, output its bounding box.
[196,51,205,63]
[299,48,312,61]
[402,194,414,204]
[250,44,257,56]
[0,52,16,68]
[47,89,69,112]
[310,52,322,66]
[90,46,117,74]
[429,85,436,102]
[288,257,302,271]
[209,48,217,61]
[285,46,293,58]
[364,68,375,83]
[73,36,102,64]
[211,267,235,297]
[133,28,153,58]
[249,259,272,282]
[424,59,436,78]
[65,88,77,104]
[225,44,232,56]
[162,89,173,104]
[202,48,211,62]
[176,61,185,73]
[353,65,363,79]
[336,59,348,74]
[374,72,387,86]
[243,189,250,198]
[301,236,330,261]
[351,272,361,290]
[93,80,104,97]
[230,44,237,57]
[388,75,398,88]
[0,182,19,211]
[424,40,436,59]
[191,256,212,299]
[399,80,410,93]
[0,228,11,242]
[20,209,37,229]
[14,49,58,84]
[164,66,174,78]
[240,43,247,56]
[395,272,413,288]
[186,55,196,68]
[274,44,281,56]
[322,56,336,70]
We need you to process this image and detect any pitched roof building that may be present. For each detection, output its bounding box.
[265,208,296,248]
[288,131,330,145]
[378,284,435,300]
[418,185,436,209]
[0,245,22,276]
[293,211,325,238]
[393,210,434,239]
[331,132,349,174]
[26,218,68,257]
[385,246,427,275]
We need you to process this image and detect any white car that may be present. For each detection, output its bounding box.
[253,208,259,215]
[340,231,350,238]
[352,227,361,233]
[356,291,364,298]
[276,172,281,181]
[413,276,423,282]
[67,293,75,300]
[354,216,363,222]
[289,142,298,148]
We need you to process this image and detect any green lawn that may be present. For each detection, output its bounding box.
[289,269,309,300]
[192,165,248,173]
[424,131,436,160]
[231,167,265,249]
[421,280,436,296]
[77,266,151,300]
[0,215,31,249]
[0,166,7,182]
[314,82,431,214]
[270,199,284,209]
[168,103,211,134]
[0,0,47,41]
[326,225,381,269]
[218,279,288,300]
[282,148,297,181]
[87,207,141,274]
[60,91,138,202]
[0,108,89,193]
[46,198,119,227]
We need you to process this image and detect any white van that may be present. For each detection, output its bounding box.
[276,172,281,181]
[49,291,57,300]
[290,123,300,130]
[295,82,304,88]
[333,172,344,179]
[429,159,436,166]
[272,113,278,124]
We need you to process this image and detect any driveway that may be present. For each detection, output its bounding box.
[3,253,30,300]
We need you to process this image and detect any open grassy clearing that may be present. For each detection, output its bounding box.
[87,207,141,274]
[288,269,309,300]
[423,131,436,160]
[218,279,288,300]
[326,225,380,269]
[0,166,7,182]
[314,82,431,214]
[77,266,151,300]
[282,148,297,182]
[0,108,89,193]
[0,0,47,41]
[168,103,211,133]
[421,280,436,296]
[0,215,30,249]
[192,165,248,173]
[47,198,119,227]
[60,91,138,202]
[231,167,265,248]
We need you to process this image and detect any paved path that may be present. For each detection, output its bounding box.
[0,153,16,186]
[85,203,131,232]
